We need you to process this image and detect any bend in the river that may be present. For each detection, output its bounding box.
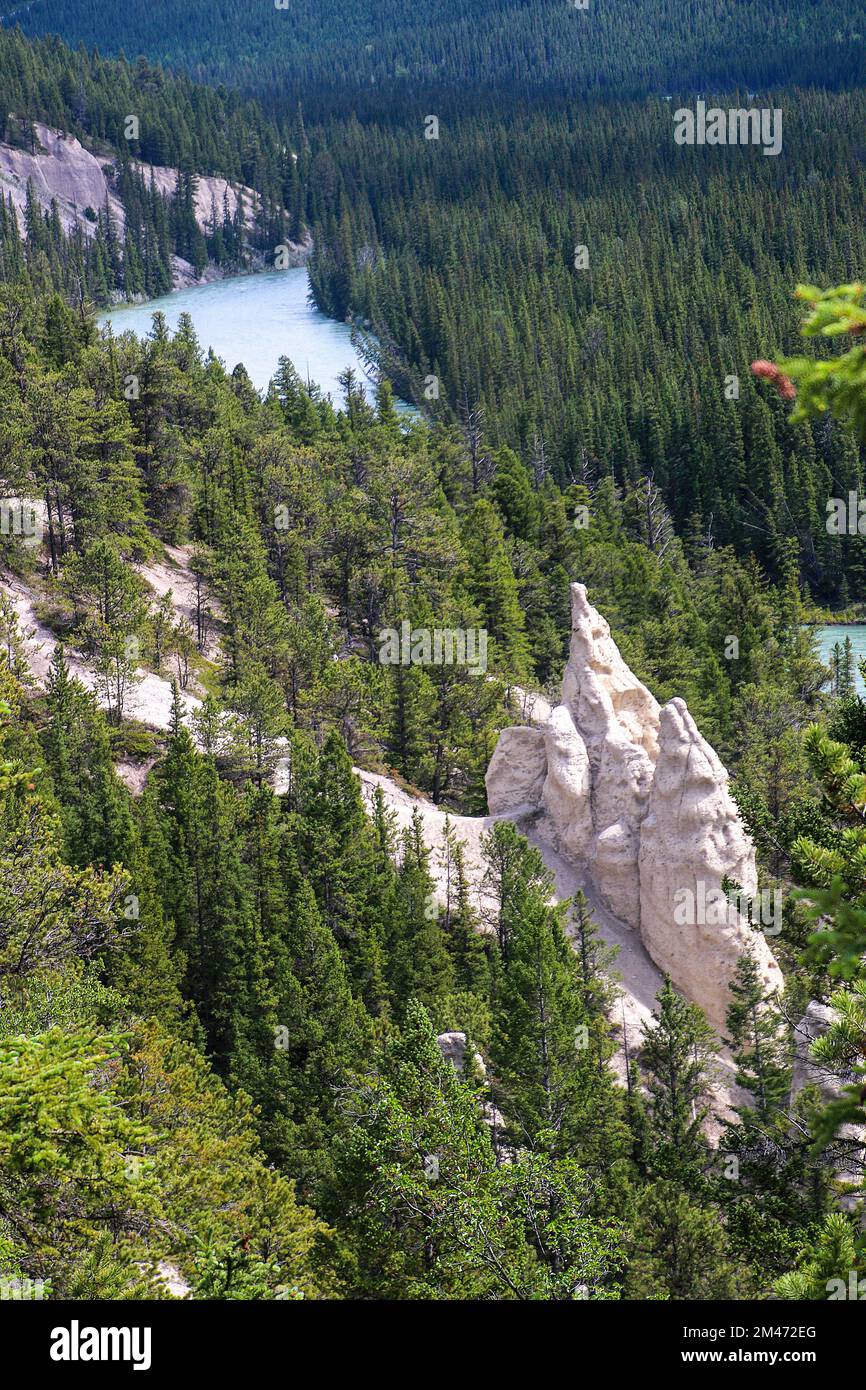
[99,268,416,413]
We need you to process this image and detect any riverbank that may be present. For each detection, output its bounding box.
[103,236,313,305]
[98,266,418,413]
[804,613,866,628]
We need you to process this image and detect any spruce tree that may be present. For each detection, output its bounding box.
[640,977,717,1185]
[491,881,625,1170]
[725,946,791,1119]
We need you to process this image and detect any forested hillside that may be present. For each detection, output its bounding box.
[7,0,866,111]
[308,89,866,604]
[0,26,292,173]
[1,234,865,1301]
[0,285,678,1296]
[4,26,866,604]
[1,3,866,1314]
[0,29,308,301]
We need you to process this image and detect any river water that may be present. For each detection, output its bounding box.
[813,623,866,695]
[98,268,407,409]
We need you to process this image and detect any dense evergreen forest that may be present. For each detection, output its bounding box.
[1,5,866,1310]
[0,26,293,175]
[308,89,866,604]
[8,0,866,112]
[1,248,865,1303]
[4,25,866,602]
[0,28,309,301]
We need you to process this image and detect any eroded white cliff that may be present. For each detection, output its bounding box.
[486,583,783,1029]
[0,124,123,235]
[0,122,309,287]
[638,697,781,1029]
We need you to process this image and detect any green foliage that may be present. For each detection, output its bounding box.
[15,0,864,109]
[303,91,866,613]
[776,283,866,441]
[776,1213,861,1301]
[624,1182,746,1300]
[0,27,303,303]
[490,880,625,1170]
[640,977,717,1185]
[725,948,791,1119]
[3,7,866,1293]
[329,1000,623,1299]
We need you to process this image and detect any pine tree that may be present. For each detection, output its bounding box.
[570,889,618,1019]
[491,880,624,1169]
[389,812,455,1012]
[640,977,717,1184]
[328,998,496,1297]
[776,1214,862,1300]
[42,643,136,868]
[441,823,489,996]
[231,783,369,1196]
[624,1182,744,1300]
[480,819,551,964]
[292,730,389,1010]
[725,947,791,1119]
[461,499,529,675]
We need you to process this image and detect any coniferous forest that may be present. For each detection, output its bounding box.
[1,0,866,1344]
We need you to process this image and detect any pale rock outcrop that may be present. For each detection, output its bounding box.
[127,158,261,233]
[0,122,267,242]
[436,1031,486,1079]
[541,704,594,861]
[485,724,547,815]
[0,124,123,236]
[638,698,782,1030]
[486,582,782,1032]
[155,1262,191,1300]
[559,585,659,921]
[0,122,307,286]
[562,583,660,764]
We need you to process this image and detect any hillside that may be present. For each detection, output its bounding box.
[0,120,304,292]
[3,241,863,1302]
[7,528,765,1158]
[0,26,308,301]
[6,0,866,111]
[2,543,668,1071]
[1,7,866,1319]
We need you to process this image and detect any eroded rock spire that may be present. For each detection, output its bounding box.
[485,584,783,1029]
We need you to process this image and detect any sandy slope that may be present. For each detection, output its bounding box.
[138,543,222,662]
[1,565,202,732]
[357,767,740,1119]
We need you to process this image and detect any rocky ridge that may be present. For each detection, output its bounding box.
[2,551,785,1097]
[486,583,783,1030]
[0,121,309,288]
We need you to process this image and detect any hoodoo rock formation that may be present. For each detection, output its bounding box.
[486,583,782,1030]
